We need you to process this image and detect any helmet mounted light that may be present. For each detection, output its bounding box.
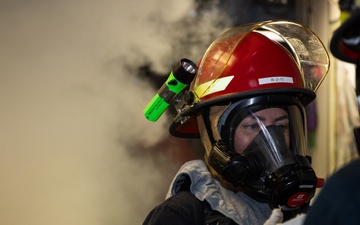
[143,58,197,122]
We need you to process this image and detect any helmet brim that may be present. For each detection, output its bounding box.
[169,88,315,138]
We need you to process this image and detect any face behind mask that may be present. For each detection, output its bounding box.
[202,96,323,219]
[239,125,317,209]
[209,124,319,217]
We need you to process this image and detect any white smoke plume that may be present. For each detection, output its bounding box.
[0,0,230,224]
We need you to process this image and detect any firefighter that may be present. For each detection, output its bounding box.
[143,20,330,225]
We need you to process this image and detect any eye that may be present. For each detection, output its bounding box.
[274,122,289,133]
[242,123,261,132]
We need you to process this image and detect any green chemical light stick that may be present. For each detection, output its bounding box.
[144,58,197,122]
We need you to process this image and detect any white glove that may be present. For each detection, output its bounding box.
[263,209,306,225]
[264,208,283,225]
[281,214,306,225]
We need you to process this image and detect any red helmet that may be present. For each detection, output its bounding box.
[170,20,329,138]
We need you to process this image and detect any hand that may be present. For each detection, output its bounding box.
[281,214,306,225]
[264,208,283,225]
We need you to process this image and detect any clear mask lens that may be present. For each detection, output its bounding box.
[242,125,296,173]
[231,104,307,173]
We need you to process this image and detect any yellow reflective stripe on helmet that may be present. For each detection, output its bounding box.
[193,75,234,100]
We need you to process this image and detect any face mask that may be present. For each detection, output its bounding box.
[209,125,319,213]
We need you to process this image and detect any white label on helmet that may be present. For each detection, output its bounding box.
[258,76,294,85]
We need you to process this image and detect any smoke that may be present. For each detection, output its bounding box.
[0,0,230,224]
